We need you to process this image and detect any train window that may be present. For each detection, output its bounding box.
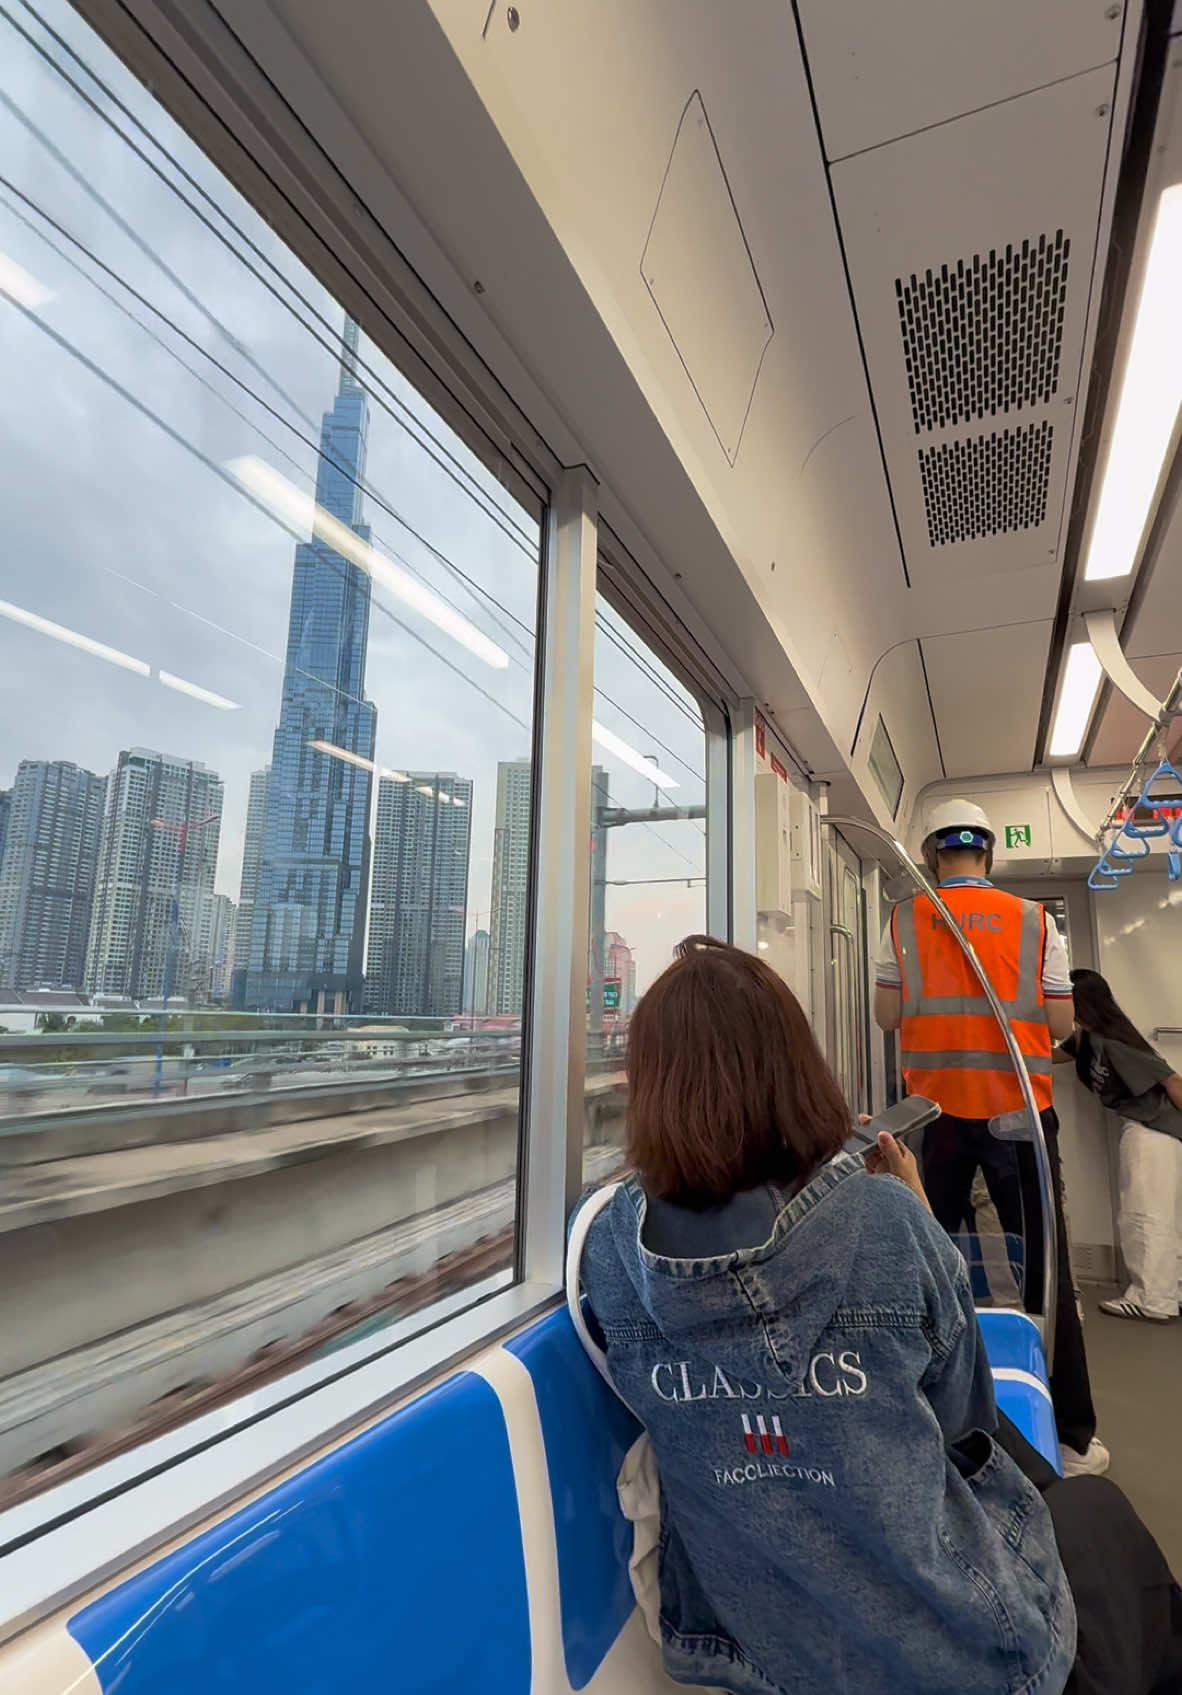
[0,0,543,1506]
[585,595,709,1184]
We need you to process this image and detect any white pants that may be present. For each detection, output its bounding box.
[1118,1120,1182,1318]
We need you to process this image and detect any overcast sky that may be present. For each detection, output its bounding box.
[0,0,708,994]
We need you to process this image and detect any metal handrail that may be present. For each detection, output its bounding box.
[823,815,1057,1365]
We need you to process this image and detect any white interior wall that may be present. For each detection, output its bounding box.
[1094,877,1182,1073]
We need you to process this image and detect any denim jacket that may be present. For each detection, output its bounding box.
[579,1155,1076,1695]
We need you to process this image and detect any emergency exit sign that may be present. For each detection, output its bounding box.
[1005,825,1032,849]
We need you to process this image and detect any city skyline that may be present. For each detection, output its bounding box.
[0,0,708,1011]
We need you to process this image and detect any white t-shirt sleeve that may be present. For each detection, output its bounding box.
[1041,916,1072,998]
[875,918,901,988]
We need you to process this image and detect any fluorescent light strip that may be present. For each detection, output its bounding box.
[591,721,679,790]
[0,251,52,311]
[158,670,240,711]
[307,739,376,774]
[1083,184,1182,582]
[228,456,510,670]
[1049,642,1103,759]
[310,744,419,791]
[0,598,149,676]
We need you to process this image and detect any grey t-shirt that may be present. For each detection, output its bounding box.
[1062,1031,1182,1141]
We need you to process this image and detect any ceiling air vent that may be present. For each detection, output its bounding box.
[896,231,1070,434]
[918,422,1053,547]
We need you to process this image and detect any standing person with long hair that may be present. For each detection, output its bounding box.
[1057,969,1182,1322]
[573,935,1182,1695]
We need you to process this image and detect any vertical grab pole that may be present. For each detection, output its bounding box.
[822,816,1057,1366]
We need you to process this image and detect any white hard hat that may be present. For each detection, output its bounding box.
[922,799,995,857]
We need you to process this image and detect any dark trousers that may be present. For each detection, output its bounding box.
[996,1413,1182,1694]
[922,1107,1097,1454]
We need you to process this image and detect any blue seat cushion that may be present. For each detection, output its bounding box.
[68,1371,532,1695]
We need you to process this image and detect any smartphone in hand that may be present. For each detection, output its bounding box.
[844,1096,941,1159]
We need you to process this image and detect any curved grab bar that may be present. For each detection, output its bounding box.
[822,815,1057,1365]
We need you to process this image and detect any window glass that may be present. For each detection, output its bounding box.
[584,595,709,1185]
[0,0,541,1505]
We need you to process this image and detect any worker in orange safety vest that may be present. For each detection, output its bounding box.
[873,799,1105,1480]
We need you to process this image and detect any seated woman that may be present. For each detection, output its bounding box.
[577,936,1182,1695]
[1056,968,1182,1322]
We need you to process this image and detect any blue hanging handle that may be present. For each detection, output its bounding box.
[1168,850,1181,882]
[1136,758,1182,806]
[1097,849,1134,877]
[1122,812,1170,840]
[1088,861,1121,890]
[1110,831,1151,859]
[1172,813,1182,849]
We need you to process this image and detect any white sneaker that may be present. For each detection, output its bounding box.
[1099,1296,1174,1322]
[1059,1437,1110,1478]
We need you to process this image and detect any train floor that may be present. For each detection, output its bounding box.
[1084,1284,1182,1571]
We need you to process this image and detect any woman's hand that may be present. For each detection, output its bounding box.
[864,1129,932,1214]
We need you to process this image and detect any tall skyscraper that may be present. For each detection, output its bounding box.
[488,759,532,1016]
[86,749,223,1001]
[245,319,377,1014]
[365,773,472,1017]
[231,766,269,1007]
[196,892,237,1003]
[462,928,490,1015]
[0,761,106,990]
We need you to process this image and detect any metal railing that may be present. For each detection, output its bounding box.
[823,815,1057,1365]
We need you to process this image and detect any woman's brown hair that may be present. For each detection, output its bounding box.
[625,935,851,1207]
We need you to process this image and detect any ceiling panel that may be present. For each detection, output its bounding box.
[797,0,1122,162]
[921,621,1053,777]
[1089,654,1182,766]
[833,67,1114,595]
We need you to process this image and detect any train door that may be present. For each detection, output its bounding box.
[826,830,870,1116]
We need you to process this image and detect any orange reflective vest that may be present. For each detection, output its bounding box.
[890,886,1054,1119]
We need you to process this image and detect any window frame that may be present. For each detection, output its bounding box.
[0,0,734,1630]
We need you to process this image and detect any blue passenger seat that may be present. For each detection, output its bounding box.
[976,1308,1061,1475]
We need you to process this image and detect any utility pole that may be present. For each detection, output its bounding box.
[588,775,706,1057]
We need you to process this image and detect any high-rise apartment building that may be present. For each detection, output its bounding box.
[230,766,269,1007]
[488,759,532,1017]
[245,319,377,1014]
[86,749,223,1001]
[365,773,472,1018]
[196,892,237,1003]
[462,927,490,1016]
[0,789,10,880]
[0,761,106,990]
